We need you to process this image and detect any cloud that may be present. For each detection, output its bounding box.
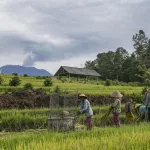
[0,0,150,66]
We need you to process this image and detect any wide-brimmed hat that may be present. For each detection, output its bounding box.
[135,104,141,109]
[79,94,87,98]
[147,88,150,93]
[110,91,123,98]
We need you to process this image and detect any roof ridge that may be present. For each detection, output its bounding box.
[62,66,95,71]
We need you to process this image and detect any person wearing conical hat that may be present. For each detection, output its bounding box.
[135,104,148,121]
[79,94,93,130]
[110,91,123,127]
[146,88,150,122]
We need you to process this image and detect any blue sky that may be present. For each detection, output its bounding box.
[0,0,150,74]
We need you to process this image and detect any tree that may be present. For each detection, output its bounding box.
[96,51,115,80]
[0,76,3,85]
[122,54,147,82]
[85,60,97,70]
[144,40,150,68]
[133,30,148,63]
[9,76,21,86]
[12,73,18,76]
[23,74,29,77]
[24,83,33,90]
[44,78,53,87]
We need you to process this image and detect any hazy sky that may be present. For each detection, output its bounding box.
[0,0,150,74]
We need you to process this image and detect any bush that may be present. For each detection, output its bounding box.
[24,83,33,90]
[61,79,66,83]
[0,76,3,85]
[44,78,53,87]
[9,76,21,86]
[105,79,112,86]
[23,74,29,77]
[12,73,18,76]
[142,87,148,95]
[53,86,61,94]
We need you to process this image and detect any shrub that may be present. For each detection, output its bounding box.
[105,79,112,86]
[9,76,21,86]
[53,86,61,94]
[61,79,67,83]
[24,83,33,90]
[44,78,53,87]
[23,74,29,77]
[0,76,3,85]
[142,87,148,95]
[12,73,18,76]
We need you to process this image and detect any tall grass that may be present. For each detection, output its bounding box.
[0,124,150,150]
[0,105,139,131]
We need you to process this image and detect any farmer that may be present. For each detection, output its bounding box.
[143,91,148,104]
[111,91,123,127]
[146,88,150,122]
[125,99,134,121]
[135,104,148,121]
[79,94,93,130]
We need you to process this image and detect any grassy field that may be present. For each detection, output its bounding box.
[0,74,144,95]
[0,124,150,150]
[0,105,140,132]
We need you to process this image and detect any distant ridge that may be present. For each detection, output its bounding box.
[0,65,52,76]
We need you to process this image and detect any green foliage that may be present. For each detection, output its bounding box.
[9,76,21,86]
[12,73,18,76]
[44,78,53,87]
[24,83,33,90]
[23,74,29,77]
[61,79,67,83]
[84,30,150,83]
[53,85,61,94]
[0,76,3,85]
[36,76,51,79]
[142,87,148,95]
[105,79,112,86]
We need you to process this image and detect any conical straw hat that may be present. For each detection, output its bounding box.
[135,104,142,109]
[147,88,150,93]
[110,91,123,98]
[79,94,87,98]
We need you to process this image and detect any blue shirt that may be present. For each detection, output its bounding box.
[139,105,148,115]
[80,99,93,117]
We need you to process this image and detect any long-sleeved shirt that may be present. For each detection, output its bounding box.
[125,102,132,113]
[146,93,150,108]
[139,105,148,116]
[112,99,121,113]
[80,99,93,117]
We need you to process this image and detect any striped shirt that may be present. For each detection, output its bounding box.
[80,99,93,117]
[112,99,121,113]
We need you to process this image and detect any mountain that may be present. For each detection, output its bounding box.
[0,65,52,76]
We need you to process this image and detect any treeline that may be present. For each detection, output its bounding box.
[85,30,150,83]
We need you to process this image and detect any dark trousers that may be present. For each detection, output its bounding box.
[148,108,150,122]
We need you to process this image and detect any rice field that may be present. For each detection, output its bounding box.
[0,105,140,132]
[0,74,144,95]
[0,124,150,150]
